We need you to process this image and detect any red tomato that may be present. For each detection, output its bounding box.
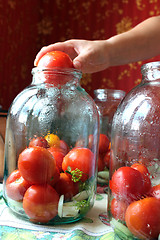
[103,150,110,168]
[62,147,94,182]
[131,163,151,195]
[99,134,109,154]
[48,147,65,172]
[6,170,31,201]
[37,51,73,68]
[149,184,160,199]
[59,140,69,155]
[98,155,105,171]
[29,137,49,148]
[18,147,56,185]
[110,166,145,202]
[49,166,60,187]
[125,197,160,240]
[23,184,59,223]
[54,172,78,201]
[111,198,129,221]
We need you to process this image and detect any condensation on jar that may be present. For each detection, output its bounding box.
[108,62,160,240]
[3,67,99,225]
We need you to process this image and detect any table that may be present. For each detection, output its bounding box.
[0,185,120,240]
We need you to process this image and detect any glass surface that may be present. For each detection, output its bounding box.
[3,67,99,225]
[94,89,125,193]
[108,62,160,240]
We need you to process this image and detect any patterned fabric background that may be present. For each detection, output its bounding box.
[1,0,160,109]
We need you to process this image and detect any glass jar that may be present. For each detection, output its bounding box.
[108,62,160,240]
[94,89,125,193]
[3,67,99,225]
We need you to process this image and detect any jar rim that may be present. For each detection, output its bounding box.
[31,67,82,77]
[141,61,160,73]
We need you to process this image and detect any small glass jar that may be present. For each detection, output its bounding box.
[94,89,125,192]
[3,67,99,225]
[108,62,160,240]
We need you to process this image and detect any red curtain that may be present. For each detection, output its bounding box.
[1,0,160,110]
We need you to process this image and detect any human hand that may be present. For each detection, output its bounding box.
[34,39,110,73]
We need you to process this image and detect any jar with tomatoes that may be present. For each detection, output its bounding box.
[108,61,160,240]
[3,51,99,224]
[94,89,125,193]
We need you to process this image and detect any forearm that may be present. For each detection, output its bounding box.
[107,16,160,67]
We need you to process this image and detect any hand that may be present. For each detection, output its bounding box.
[34,39,110,73]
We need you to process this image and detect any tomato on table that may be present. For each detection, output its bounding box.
[6,169,31,201]
[110,166,145,202]
[125,197,160,240]
[37,51,73,69]
[18,146,56,185]
[29,136,49,148]
[62,147,94,182]
[23,184,59,223]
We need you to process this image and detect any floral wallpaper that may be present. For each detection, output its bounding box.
[1,0,160,109]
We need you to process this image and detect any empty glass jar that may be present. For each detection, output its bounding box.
[3,67,99,225]
[108,62,160,240]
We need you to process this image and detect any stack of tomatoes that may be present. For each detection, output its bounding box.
[6,134,94,223]
[110,163,160,240]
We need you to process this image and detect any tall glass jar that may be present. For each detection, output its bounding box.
[108,62,160,240]
[3,67,99,225]
[94,89,125,192]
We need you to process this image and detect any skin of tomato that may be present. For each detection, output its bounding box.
[59,140,69,155]
[103,150,110,168]
[125,197,160,240]
[131,163,151,195]
[45,134,60,148]
[62,147,94,182]
[149,184,160,199]
[29,137,49,148]
[6,170,31,201]
[110,166,145,202]
[48,147,65,172]
[18,147,56,185]
[111,198,129,221]
[49,166,60,187]
[99,134,110,154]
[37,51,73,68]
[54,172,79,201]
[98,155,105,171]
[23,184,59,223]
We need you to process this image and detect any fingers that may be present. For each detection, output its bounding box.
[34,41,77,66]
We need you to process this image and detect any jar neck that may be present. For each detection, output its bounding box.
[141,61,160,83]
[31,67,82,87]
[94,89,126,101]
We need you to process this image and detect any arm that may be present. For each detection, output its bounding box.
[107,16,160,67]
[34,16,160,73]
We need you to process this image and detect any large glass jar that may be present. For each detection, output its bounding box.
[3,67,99,225]
[108,62,160,240]
[94,89,125,193]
